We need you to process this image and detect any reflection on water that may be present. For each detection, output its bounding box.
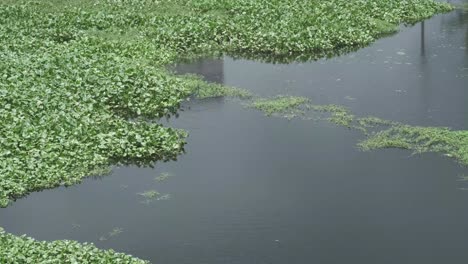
[1,8,468,264]
[173,59,225,84]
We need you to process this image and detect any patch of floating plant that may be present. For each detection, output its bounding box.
[99,227,124,242]
[138,190,167,204]
[231,91,468,168]
[109,227,124,237]
[138,190,160,199]
[249,96,310,119]
[184,74,253,100]
[155,172,172,182]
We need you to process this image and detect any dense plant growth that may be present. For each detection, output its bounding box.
[0,229,148,264]
[0,0,453,262]
[0,0,452,207]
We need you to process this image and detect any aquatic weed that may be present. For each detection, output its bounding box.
[0,231,148,263]
[155,172,172,182]
[109,228,124,237]
[250,96,309,116]
[138,190,160,199]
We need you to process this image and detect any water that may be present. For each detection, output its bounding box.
[1,8,468,264]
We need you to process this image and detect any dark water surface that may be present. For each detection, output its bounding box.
[1,7,468,264]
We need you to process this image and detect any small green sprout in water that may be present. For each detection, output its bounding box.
[109,228,124,237]
[251,96,309,116]
[138,190,160,204]
[155,172,172,182]
[138,190,160,199]
[99,236,108,241]
[71,223,81,229]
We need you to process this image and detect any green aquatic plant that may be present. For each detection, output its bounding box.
[0,0,452,208]
[138,190,160,199]
[359,125,468,166]
[250,96,309,116]
[155,172,172,182]
[357,116,397,128]
[0,231,148,263]
[184,75,253,99]
[308,104,355,128]
[109,228,124,237]
[0,0,455,262]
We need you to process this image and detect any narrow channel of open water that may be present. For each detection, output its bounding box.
[1,7,467,264]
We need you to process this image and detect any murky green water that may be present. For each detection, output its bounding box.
[1,7,468,264]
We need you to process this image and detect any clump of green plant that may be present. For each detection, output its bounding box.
[308,104,355,127]
[138,190,160,199]
[155,172,171,182]
[184,75,252,99]
[359,125,468,166]
[357,116,397,128]
[250,96,309,116]
[109,227,124,237]
[138,190,162,204]
[0,231,148,263]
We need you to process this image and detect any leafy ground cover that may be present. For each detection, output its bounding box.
[0,229,148,264]
[0,0,453,262]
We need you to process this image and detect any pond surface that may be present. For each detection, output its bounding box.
[1,7,468,264]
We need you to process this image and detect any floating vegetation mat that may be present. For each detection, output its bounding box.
[359,125,468,166]
[245,95,468,167]
[0,229,148,264]
[0,0,452,207]
[0,0,454,263]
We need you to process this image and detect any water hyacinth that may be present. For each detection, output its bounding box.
[0,0,452,208]
[0,231,148,264]
[0,0,454,263]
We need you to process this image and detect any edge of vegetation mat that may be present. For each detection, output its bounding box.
[0,0,454,263]
[0,228,148,264]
